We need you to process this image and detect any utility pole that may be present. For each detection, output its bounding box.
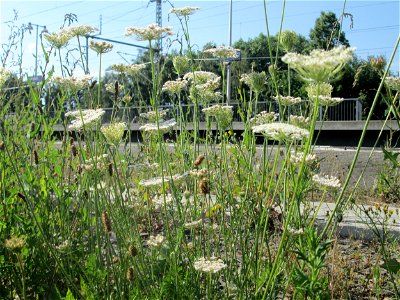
[150,0,162,52]
[226,0,233,104]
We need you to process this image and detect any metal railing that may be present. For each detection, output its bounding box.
[98,98,362,124]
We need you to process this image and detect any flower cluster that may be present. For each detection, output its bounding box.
[105,82,124,94]
[203,46,239,59]
[139,119,177,134]
[252,122,309,142]
[0,68,12,89]
[172,56,189,76]
[282,46,355,82]
[146,234,165,248]
[289,115,310,128]
[140,109,168,122]
[90,40,114,54]
[81,154,109,173]
[250,111,279,125]
[385,76,400,91]
[125,23,173,42]
[101,122,126,145]
[279,30,297,52]
[162,79,188,95]
[306,82,333,98]
[111,63,147,76]
[290,152,317,166]
[184,71,221,103]
[4,236,26,252]
[184,219,203,229]
[312,96,344,107]
[240,71,267,95]
[202,105,233,130]
[67,25,98,37]
[52,75,93,91]
[43,30,71,49]
[193,257,227,273]
[273,95,302,106]
[312,174,341,189]
[169,6,200,17]
[65,109,105,131]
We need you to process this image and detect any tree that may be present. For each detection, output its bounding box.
[309,11,350,50]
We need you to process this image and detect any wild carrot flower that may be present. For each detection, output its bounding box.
[289,115,310,129]
[5,236,26,252]
[43,29,71,48]
[202,104,233,130]
[139,119,176,133]
[52,75,93,90]
[290,152,317,166]
[66,109,105,131]
[146,234,165,248]
[193,257,227,273]
[273,95,302,106]
[101,122,126,145]
[140,109,168,122]
[105,82,124,94]
[314,96,344,107]
[203,45,239,59]
[183,71,219,84]
[125,23,173,42]
[282,46,355,82]
[139,176,167,188]
[90,40,113,54]
[306,82,333,98]
[240,71,267,95]
[169,6,200,17]
[162,79,188,95]
[385,76,400,91]
[312,174,341,189]
[184,219,203,229]
[67,25,98,37]
[250,111,279,125]
[0,68,12,89]
[111,63,146,76]
[278,30,298,52]
[252,122,309,142]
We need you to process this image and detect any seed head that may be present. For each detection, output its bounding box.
[33,150,39,165]
[128,245,138,257]
[194,154,205,167]
[71,144,78,157]
[126,267,134,282]
[199,178,210,195]
[108,163,113,177]
[101,210,112,233]
[0,141,4,150]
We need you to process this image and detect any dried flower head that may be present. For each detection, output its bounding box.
[282,46,355,82]
[90,40,113,54]
[170,6,200,17]
[199,178,210,194]
[43,29,71,48]
[194,154,205,167]
[128,245,138,257]
[193,257,227,273]
[101,210,112,233]
[4,236,26,252]
[252,122,309,142]
[101,122,126,145]
[126,267,134,282]
[273,95,302,106]
[369,55,386,72]
[125,23,173,42]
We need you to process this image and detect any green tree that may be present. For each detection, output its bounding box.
[309,11,350,50]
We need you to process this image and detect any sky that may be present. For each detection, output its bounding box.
[1,0,399,80]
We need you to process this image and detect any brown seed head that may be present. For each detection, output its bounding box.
[126,267,134,282]
[199,178,210,195]
[0,141,4,150]
[101,210,112,233]
[33,150,39,165]
[194,154,205,167]
[128,244,138,257]
[108,162,113,177]
[71,144,78,157]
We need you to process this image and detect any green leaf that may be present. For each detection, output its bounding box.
[381,258,400,274]
[64,289,75,300]
[381,146,400,168]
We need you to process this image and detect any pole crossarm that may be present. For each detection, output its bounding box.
[86,35,159,52]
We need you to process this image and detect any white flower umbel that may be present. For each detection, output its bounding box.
[240,71,267,94]
[250,111,279,125]
[43,29,71,49]
[89,40,113,54]
[66,109,105,131]
[0,68,12,89]
[312,174,341,189]
[273,95,302,106]
[111,63,146,76]
[125,23,173,41]
[385,76,400,91]
[290,152,317,166]
[281,46,355,82]
[139,119,176,133]
[52,75,93,91]
[169,6,200,16]
[194,257,227,273]
[311,96,344,107]
[202,104,233,130]
[162,79,188,95]
[252,122,309,142]
[203,46,239,59]
[67,25,98,37]
[101,122,126,145]
[139,109,168,122]
[146,234,165,248]
[139,176,168,188]
[184,219,203,229]
[289,115,310,129]
[183,71,219,85]
[306,82,333,98]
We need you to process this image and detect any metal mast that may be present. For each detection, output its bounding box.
[150,0,162,52]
